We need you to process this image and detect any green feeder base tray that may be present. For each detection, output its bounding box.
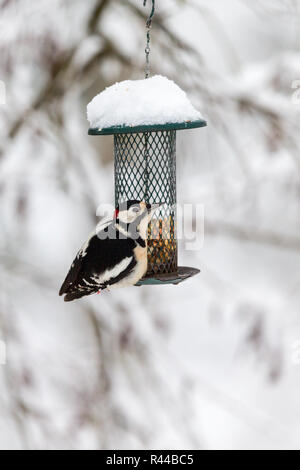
[136,267,200,286]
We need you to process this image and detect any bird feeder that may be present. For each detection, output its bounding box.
[88,0,207,286]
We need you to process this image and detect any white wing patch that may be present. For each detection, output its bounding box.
[109,245,147,290]
[78,230,96,258]
[92,257,133,285]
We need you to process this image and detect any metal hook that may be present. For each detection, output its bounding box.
[143,0,155,27]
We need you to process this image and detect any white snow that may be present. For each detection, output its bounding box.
[87,75,203,129]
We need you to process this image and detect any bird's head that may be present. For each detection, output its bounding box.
[114,200,161,239]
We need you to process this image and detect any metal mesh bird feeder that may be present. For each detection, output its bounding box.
[88,0,207,286]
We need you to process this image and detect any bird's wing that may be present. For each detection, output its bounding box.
[59,229,97,297]
[59,227,138,302]
[59,251,86,297]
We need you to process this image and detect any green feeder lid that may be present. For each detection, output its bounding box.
[88,119,207,136]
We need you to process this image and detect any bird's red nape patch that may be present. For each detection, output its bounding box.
[114,209,119,219]
[97,290,101,295]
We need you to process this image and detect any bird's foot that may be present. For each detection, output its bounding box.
[97,288,110,296]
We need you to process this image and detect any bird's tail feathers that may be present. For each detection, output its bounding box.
[63,288,99,302]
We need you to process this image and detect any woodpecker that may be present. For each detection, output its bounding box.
[59,201,159,302]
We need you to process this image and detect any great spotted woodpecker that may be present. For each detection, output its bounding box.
[59,201,159,302]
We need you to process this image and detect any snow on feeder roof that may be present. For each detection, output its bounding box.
[88,75,206,135]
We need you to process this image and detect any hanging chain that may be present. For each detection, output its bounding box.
[145,24,151,79]
[142,1,155,202]
[143,0,155,79]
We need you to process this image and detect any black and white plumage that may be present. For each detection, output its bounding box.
[59,201,158,302]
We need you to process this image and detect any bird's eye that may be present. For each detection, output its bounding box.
[132,206,140,213]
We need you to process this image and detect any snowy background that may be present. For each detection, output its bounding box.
[1,0,300,450]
